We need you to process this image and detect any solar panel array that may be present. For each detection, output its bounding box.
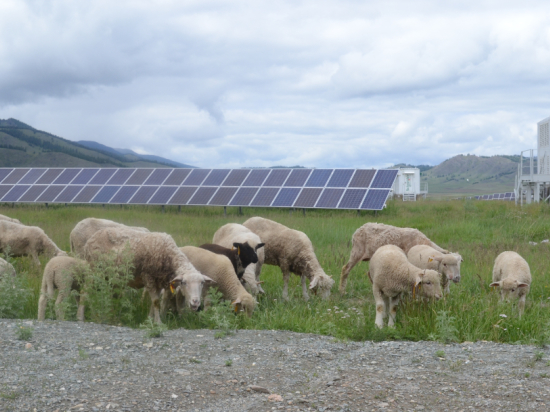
[474,192,515,201]
[0,168,398,210]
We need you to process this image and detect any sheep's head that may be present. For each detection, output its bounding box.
[414,269,442,300]
[232,294,256,317]
[429,254,461,283]
[170,271,215,311]
[233,241,264,267]
[309,273,334,299]
[490,278,529,301]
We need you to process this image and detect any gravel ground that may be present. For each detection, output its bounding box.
[1,320,550,411]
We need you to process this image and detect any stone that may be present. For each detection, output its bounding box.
[268,394,283,402]
[249,385,270,394]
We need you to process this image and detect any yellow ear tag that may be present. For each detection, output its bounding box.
[428,258,433,262]
[170,284,175,294]
[238,246,240,255]
[234,304,238,313]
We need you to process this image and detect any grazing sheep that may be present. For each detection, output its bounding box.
[407,245,461,294]
[490,251,531,317]
[0,220,66,265]
[70,218,150,257]
[0,257,16,277]
[368,245,442,328]
[212,223,266,294]
[83,228,212,323]
[243,217,334,301]
[179,246,256,316]
[37,256,89,321]
[0,214,21,224]
[199,241,263,282]
[241,269,265,296]
[340,222,448,294]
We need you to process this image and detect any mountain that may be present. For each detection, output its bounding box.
[0,118,195,168]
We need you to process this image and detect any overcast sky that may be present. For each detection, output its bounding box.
[1,0,550,168]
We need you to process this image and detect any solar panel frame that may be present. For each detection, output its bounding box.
[53,185,85,203]
[222,169,250,186]
[294,188,323,208]
[19,185,48,202]
[284,169,312,187]
[72,169,99,185]
[250,187,280,206]
[305,169,333,187]
[272,188,301,207]
[91,186,121,203]
[126,169,153,185]
[262,169,291,187]
[52,169,81,185]
[73,186,102,203]
[326,169,354,188]
[3,168,30,184]
[144,169,172,185]
[109,186,140,204]
[163,169,192,186]
[2,185,31,202]
[0,185,14,199]
[315,188,344,208]
[370,169,399,189]
[128,186,158,204]
[202,169,230,186]
[36,186,65,202]
[183,169,211,186]
[348,169,376,188]
[242,169,270,187]
[188,187,217,205]
[89,169,117,185]
[338,188,368,209]
[18,168,47,184]
[107,169,135,185]
[0,169,14,183]
[208,187,238,205]
[361,189,390,210]
[148,186,178,204]
[167,186,198,205]
[229,187,259,206]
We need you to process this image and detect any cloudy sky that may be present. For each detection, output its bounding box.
[1,0,550,168]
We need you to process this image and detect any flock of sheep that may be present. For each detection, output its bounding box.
[0,213,532,328]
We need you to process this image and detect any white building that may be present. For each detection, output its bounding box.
[391,168,428,201]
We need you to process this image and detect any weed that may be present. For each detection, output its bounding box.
[16,325,33,341]
[199,289,238,337]
[0,258,31,319]
[535,351,544,361]
[140,318,168,339]
[189,357,202,364]
[541,373,549,378]
[121,356,131,364]
[225,359,233,367]
[0,390,19,400]
[525,372,531,378]
[78,349,89,360]
[432,311,459,343]
[449,360,464,371]
[435,350,446,358]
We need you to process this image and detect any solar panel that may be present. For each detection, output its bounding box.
[0,185,14,199]
[18,168,46,184]
[371,170,399,189]
[36,169,64,184]
[222,169,250,186]
[53,169,81,185]
[0,169,14,183]
[54,185,84,203]
[73,186,101,203]
[294,188,322,208]
[126,169,153,185]
[209,187,238,205]
[263,169,290,186]
[2,185,30,202]
[315,188,344,208]
[109,186,139,204]
[284,169,312,187]
[361,189,390,210]
[19,185,48,202]
[144,169,172,185]
[326,169,354,187]
[272,188,301,207]
[504,192,512,198]
[163,169,191,185]
[168,187,198,205]
[3,169,30,184]
[251,188,279,206]
[72,169,99,185]
[107,169,135,185]
[203,169,230,186]
[305,169,332,187]
[91,186,121,203]
[338,189,367,209]
[37,186,65,202]
[348,170,376,188]
[188,187,217,205]
[148,186,178,204]
[128,186,157,204]
[183,169,211,186]
[230,187,259,206]
[242,169,270,186]
[89,169,116,185]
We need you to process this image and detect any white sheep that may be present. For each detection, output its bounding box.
[340,222,448,294]
[0,257,16,277]
[37,256,89,321]
[0,214,21,224]
[70,217,150,257]
[407,245,461,294]
[179,246,256,316]
[243,217,334,301]
[83,227,212,323]
[368,245,442,328]
[0,220,66,265]
[212,223,266,295]
[490,251,531,317]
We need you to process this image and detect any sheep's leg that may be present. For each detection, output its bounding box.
[37,294,48,321]
[146,287,162,323]
[518,294,526,318]
[32,252,41,266]
[388,295,400,328]
[54,289,70,321]
[281,263,292,301]
[373,285,386,329]
[339,245,365,295]
[301,275,310,301]
[76,292,87,322]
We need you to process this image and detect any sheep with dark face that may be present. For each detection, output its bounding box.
[199,241,263,282]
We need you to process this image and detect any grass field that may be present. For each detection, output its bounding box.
[2,199,550,344]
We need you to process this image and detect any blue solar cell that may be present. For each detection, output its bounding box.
[107,169,135,185]
[128,186,157,204]
[36,186,65,202]
[305,169,332,187]
[0,169,14,183]
[229,187,259,206]
[209,187,238,205]
[348,170,376,188]
[222,169,250,186]
[263,169,290,186]
[294,188,322,208]
[149,186,178,204]
[89,169,116,185]
[72,169,99,184]
[338,189,367,209]
[53,186,85,203]
[370,170,398,189]
[163,169,191,185]
[144,169,172,185]
[326,169,354,188]
[202,169,230,186]
[91,186,121,203]
[73,186,102,203]
[3,169,30,184]
[242,169,270,186]
[36,169,63,184]
[2,185,30,202]
[109,186,139,204]
[19,185,48,202]
[250,188,279,206]
[361,189,390,210]
[0,185,14,199]
[272,188,301,207]
[168,187,198,205]
[19,169,47,184]
[315,188,344,208]
[188,187,217,205]
[53,169,81,184]
[284,169,312,187]
[504,192,512,198]
[126,169,153,185]
[183,169,211,186]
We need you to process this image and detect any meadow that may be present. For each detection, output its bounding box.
[2,199,550,344]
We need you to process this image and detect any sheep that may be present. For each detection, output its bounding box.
[339,222,448,294]
[0,220,67,265]
[212,223,266,294]
[70,218,150,257]
[37,256,89,321]
[0,257,16,277]
[83,227,213,323]
[407,245,461,294]
[490,251,531,317]
[0,214,21,224]
[368,245,442,328]
[241,269,265,296]
[243,217,334,301]
[199,241,263,282]
[178,246,256,316]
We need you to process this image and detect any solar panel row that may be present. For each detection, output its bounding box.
[474,192,515,201]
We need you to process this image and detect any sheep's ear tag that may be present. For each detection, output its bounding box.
[238,246,241,255]
[169,284,175,294]
[428,258,434,262]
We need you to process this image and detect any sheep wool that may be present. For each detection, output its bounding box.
[490,251,532,317]
[407,245,462,294]
[0,214,21,224]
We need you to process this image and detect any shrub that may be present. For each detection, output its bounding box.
[140,317,168,338]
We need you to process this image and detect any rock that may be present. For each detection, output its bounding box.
[268,394,283,402]
[249,385,270,394]
[25,343,33,349]
[175,369,190,376]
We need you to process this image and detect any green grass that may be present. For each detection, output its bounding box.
[2,199,550,344]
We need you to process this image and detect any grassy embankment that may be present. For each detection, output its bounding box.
[2,199,550,344]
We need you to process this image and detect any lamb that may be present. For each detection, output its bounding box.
[212,223,266,294]
[0,220,67,265]
[0,214,21,224]
[490,251,531,317]
[179,246,256,316]
[199,241,263,282]
[368,245,442,328]
[243,217,334,300]
[0,257,16,277]
[407,245,461,294]
[37,256,89,321]
[339,222,448,294]
[83,227,213,323]
[70,218,150,257]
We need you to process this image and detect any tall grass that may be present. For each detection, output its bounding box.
[2,199,550,344]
